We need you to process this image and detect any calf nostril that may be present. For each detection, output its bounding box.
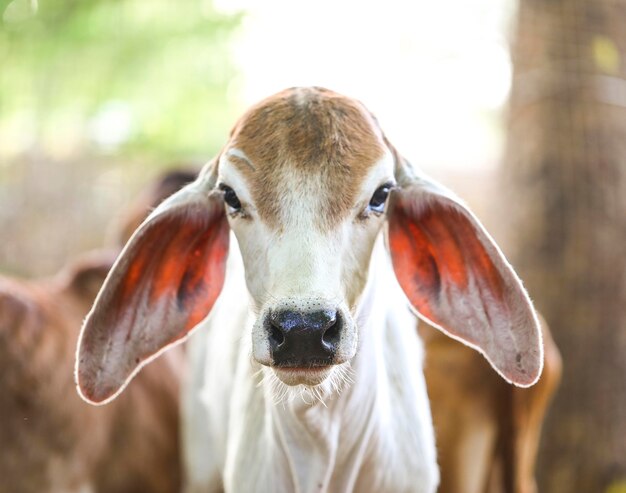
[322,319,340,347]
[269,324,285,347]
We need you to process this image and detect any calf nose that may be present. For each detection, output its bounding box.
[268,309,341,366]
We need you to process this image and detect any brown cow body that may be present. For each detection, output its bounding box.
[0,169,197,493]
[0,252,183,493]
[421,316,561,493]
[0,168,195,493]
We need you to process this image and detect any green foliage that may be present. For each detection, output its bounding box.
[0,0,243,159]
[606,481,626,493]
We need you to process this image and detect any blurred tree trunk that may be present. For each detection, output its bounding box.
[502,0,626,491]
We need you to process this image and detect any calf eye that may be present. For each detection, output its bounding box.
[368,182,394,213]
[219,184,242,212]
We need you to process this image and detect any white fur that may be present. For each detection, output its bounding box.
[184,238,439,493]
[182,150,439,492]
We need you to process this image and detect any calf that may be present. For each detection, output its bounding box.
[76,87,544,493]
[0,252,182,493]
[0,170,198,493]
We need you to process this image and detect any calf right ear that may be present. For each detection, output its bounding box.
[387,156,543,387]
[76,179,229,405]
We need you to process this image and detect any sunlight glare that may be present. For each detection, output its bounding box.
[216,0,513,173]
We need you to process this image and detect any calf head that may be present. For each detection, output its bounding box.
[76,87,543,404]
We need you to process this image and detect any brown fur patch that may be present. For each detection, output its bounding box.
[0,255,182,493]
[224,87,386,229]
[420,315,561,493]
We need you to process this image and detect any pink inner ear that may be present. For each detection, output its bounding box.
[388,192,542,386]
[116,206,228,335]
[389,197,505,343]
[78,199,229,404]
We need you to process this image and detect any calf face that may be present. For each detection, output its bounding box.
[220,93,394,386]
[76,87,543,405]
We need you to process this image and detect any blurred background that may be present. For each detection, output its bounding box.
[1,0,624,491]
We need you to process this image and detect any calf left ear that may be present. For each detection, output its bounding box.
[76,176,229,404]
[387,162,543,387]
